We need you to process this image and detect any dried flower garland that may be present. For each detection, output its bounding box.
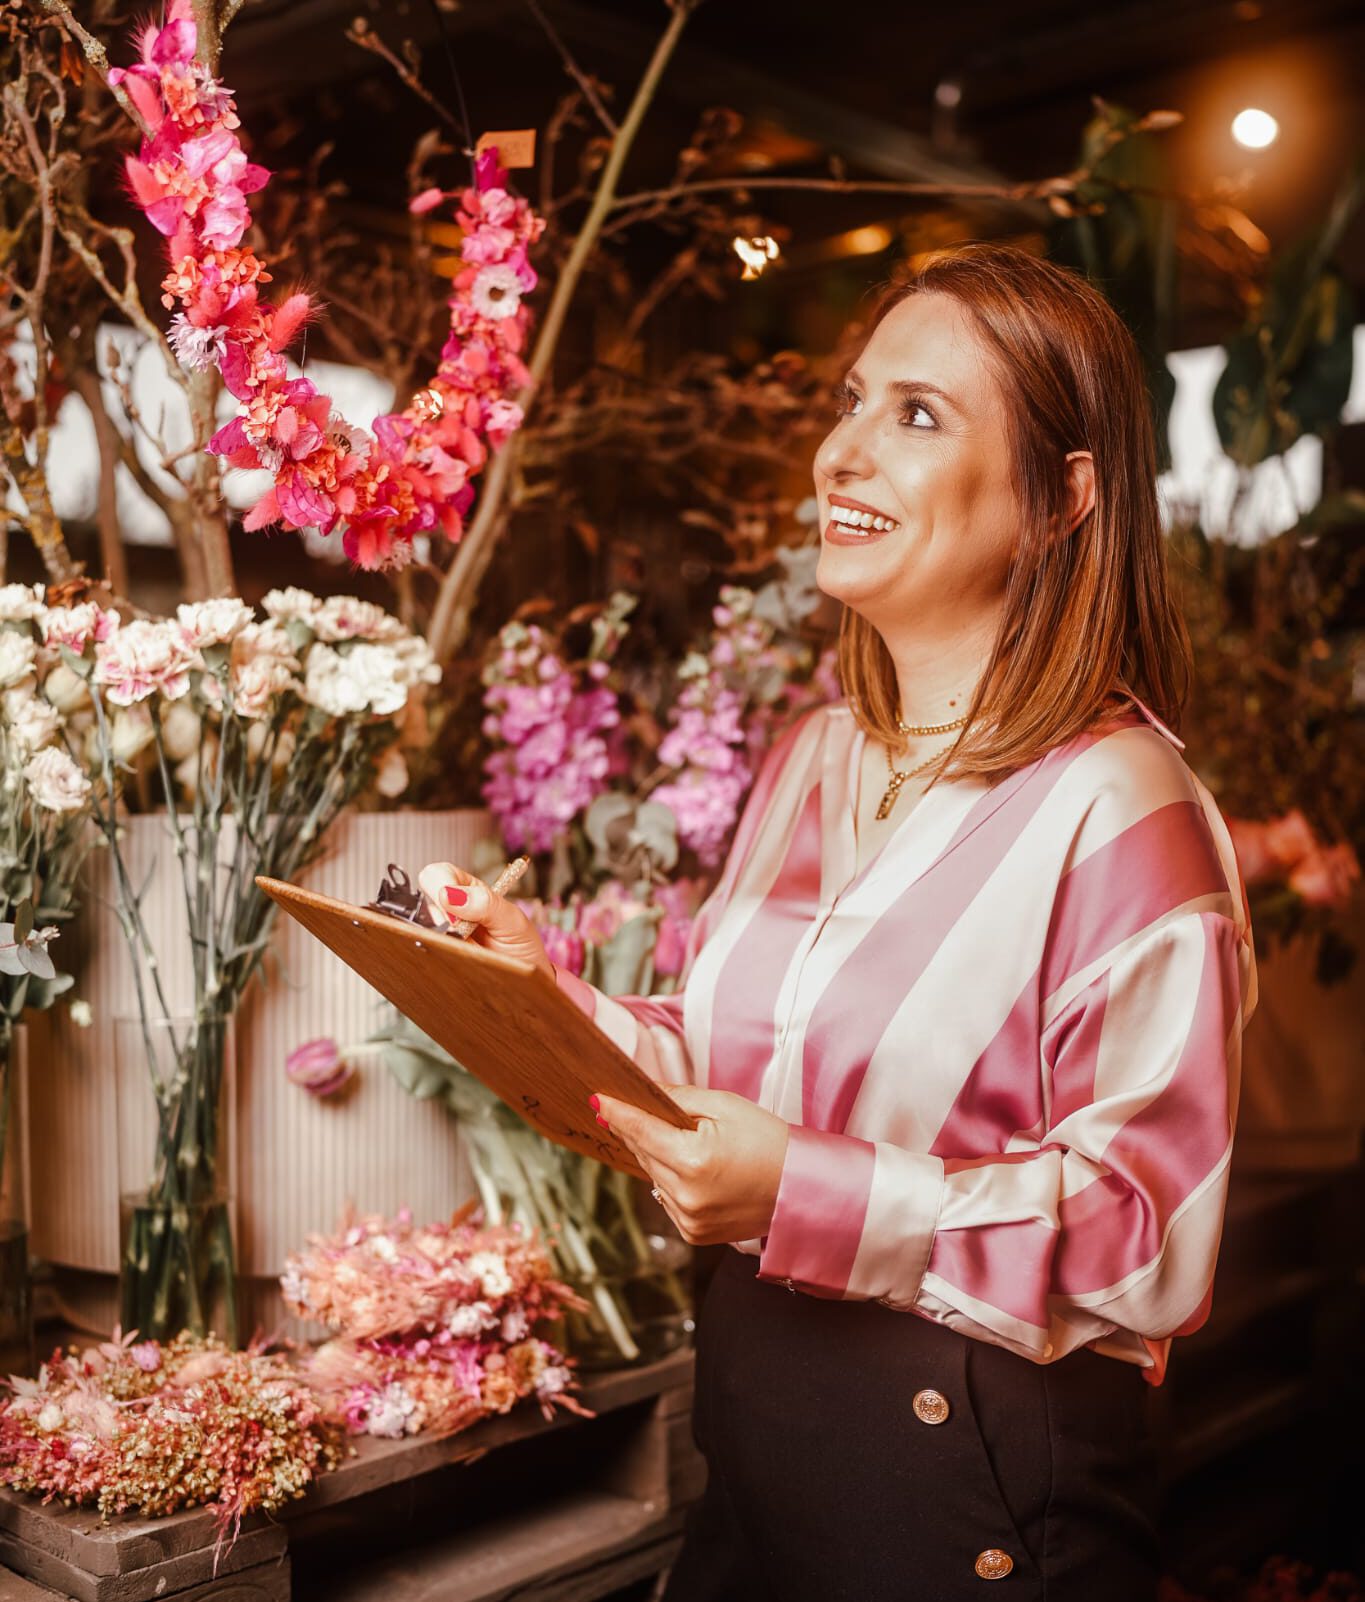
[281,1210,590,1439]
[0,1332,344,1540]
[111,0,543,571]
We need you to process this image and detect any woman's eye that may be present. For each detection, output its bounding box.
[833,386,862,418]
[901,401,936,429]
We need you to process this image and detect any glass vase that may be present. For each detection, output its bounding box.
[115,1014,238,1345]
[561,1226,694,1373]
[0,1022,33,1377]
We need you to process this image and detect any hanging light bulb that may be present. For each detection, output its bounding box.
[732,235,780,280]
[1232,108,1279,149]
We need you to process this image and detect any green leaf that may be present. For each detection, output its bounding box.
[13,901,33,945]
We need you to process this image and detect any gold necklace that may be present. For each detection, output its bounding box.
[896,710,969,737]
[876,736,957,820]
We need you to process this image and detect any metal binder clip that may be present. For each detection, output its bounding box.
[366,863,438,928]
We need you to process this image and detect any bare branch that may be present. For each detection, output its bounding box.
[523,0,618,136]
[37,0,154,141]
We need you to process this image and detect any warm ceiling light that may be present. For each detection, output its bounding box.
[843,224,894,255]
[1232,107,1278,149]
[733,236,780,280]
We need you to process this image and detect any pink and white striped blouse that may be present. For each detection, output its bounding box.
[554,699,1257,1384]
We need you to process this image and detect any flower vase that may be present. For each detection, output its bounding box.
[468,1134,692,1372]
[0,1022,33,1377]
[116,1014,238,1345]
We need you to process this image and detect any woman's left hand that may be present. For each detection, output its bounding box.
[592,1086,790,1246]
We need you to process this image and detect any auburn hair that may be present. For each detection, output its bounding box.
[835,241,1191,783]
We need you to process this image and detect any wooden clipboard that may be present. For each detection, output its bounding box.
[256,876,696,1178]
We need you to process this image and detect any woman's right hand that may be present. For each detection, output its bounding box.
[417,862,555,979]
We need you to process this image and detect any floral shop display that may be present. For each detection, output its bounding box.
[1,582,100,1371]
[67,586,439,1345]
[371,554,837,1367]
[279,1208,587,1439]
[0,1329,344,1541]
[112,0,541,573]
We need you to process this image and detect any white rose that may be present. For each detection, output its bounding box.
[43,663,90,715]
[23,745,92,812]
[0,583,44,622]
[0,631,37,689]
[261,587,322,629]
[3,687,62,753]
[176,598,253,651]
[110,704,155,763]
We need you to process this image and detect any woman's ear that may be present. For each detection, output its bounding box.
[1062,450,1096,534]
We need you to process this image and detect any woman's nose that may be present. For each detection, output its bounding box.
[814,414,874,483]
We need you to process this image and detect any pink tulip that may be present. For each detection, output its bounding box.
[1288,843,1361,910]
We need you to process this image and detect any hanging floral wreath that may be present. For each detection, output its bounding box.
[110,0,543,571]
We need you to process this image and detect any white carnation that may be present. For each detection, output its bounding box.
[110,705,155,763]
[313,595,404,643]
[302,643,407,719]
[261,587,322,629]
[43,663,90,715]
[176,598,253,651]
[2,687,62,754]
[0,631,37,689]
[0,583,45,622]
[23,745,92,812]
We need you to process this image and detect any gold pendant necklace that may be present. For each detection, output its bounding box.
[876,737,957,821]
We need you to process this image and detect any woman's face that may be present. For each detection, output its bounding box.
[813,292,1022,643]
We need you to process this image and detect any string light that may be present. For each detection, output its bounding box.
[732,235,780,280]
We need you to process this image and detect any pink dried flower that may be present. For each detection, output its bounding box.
[286,1037,355,1098]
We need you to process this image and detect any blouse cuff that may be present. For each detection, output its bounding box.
[757,1124,878,1299]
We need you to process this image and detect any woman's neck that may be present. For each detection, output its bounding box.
[881,617,996,728]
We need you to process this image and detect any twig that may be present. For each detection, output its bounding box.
[345,20,466,137]
[37,0,154,141]
[426,0,700,663]
[523,0,618,136]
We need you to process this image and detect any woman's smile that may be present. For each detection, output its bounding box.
[824,491,902,545]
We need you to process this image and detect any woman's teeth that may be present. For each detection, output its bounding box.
[829,505,898,533]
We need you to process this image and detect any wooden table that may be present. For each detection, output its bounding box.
[0,1349,702,1602]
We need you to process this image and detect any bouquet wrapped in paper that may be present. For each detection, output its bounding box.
[280,1208,590,1439]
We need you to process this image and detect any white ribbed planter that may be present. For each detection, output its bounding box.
[28,810,495,1306]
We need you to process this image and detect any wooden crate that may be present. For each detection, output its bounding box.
[0,1350,701,1602]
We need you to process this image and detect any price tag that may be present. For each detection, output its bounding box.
[476,129,537,168]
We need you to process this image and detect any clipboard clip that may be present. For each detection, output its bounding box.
[366,863,439,928]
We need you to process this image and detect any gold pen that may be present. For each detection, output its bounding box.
[447,855,531,939]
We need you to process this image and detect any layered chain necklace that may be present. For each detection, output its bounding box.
[875,710,970,821]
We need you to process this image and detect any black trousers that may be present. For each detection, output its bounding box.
[663,1250,1161,1601]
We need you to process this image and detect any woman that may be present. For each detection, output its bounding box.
[421,243,1256,1600]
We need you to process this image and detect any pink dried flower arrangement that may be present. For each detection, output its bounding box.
[0,1331,344,1544]
[111,1,542,571]
[280,1208,590,1439]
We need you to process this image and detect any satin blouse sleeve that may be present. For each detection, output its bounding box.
[756,771,1257,1371]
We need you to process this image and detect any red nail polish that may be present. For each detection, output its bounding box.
[588,1095,600,1112]
[444,886,468,908]
[596,1115,611,1131]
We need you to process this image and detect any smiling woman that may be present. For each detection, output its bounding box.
[423,243,1256,1601]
